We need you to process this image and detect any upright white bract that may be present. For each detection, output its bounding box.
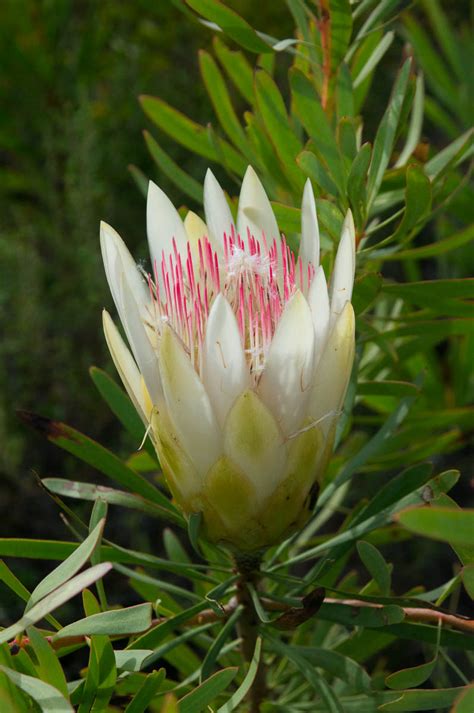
[101,167,355,551]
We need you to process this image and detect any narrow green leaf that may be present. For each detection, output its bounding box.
[26,519,105,611]
[78,590,117,712]
[255,70,304,190]
[423,0,465,78]
[217,637,262,713]
[244,113,290,190]
[213,37,253,103]
[353,31,394,88]
[18,411,164,506]
[199,50,249,153]
[0,559,29,602]
[139,622,212,669]
[128,601,209,651]
[141,95,216,161]
[383,223,474,260]
[452,685,474,713]
[200,607,242,681]
[319,601,404,628]
[128,164,148,197]
[270,202,300,234]
[143,131,203,203]
[403,12,457,109]
[0,564,112,646]
[163,529,191,564]
[384,279,474,302]
[179,668,238,713]
[0,562,63,638]
[350,27,380,108]
[53,603,152,640]
[351,271,382,315]
[397,507,474,547]
[347,142,371,229]
[26,627,69,698]
[185,0,270,53]
[140,95,246,174]
[187,512,203,557]
[395,73,424,167]
[286,643,371,693]
[378,685,462,711]
[461,564,474,600]
[327,0,353,75]
[42,478,183,526]
[114,650,154,672]
[291,69,346,194]
[387,623,474,652]
[123,669,166,713]
[385,622,441,689]
[0,666,73,712]
[247,584,273,623]
[367,59,411,207]
[89,502,108,609]
[268,637,344,713]
[318,388,419,510]
[282,466,455,569]
[90,367,153,453]
[337,117,358,161]
[357,541,391,595]
[336,62,355,119]
[425,128,473,180]
[297,151,339,197]
[390,164,431,242]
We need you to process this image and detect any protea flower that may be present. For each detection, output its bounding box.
[101,167,355,551]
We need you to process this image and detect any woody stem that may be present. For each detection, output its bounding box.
[234,552,266,713]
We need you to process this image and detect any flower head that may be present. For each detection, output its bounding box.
[101,167,355,551]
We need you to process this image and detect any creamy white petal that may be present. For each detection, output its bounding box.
[184,211,207,245]
[158,325,222,477]
[202,294,251,428]
[299,179,320,275]
[118,273,162,405]
[330,210,356,324]
[102,310,149,424]
[100,221,149,316]
[223,390,286,501]
[307,301,355,436]
[308,266,330,366]
[184,211,208,263]
[258,290,315,437]
[204,169,234,254]
[100,222,160,402]
[237,166,279,245]
[147,180,189,268]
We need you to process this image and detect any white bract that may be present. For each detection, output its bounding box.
[101,167,355,551]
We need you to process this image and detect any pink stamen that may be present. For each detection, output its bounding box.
[147,227,316,380]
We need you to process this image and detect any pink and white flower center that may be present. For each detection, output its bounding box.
[146,227,315,378]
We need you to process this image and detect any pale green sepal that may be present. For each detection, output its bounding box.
[158,324,222,477]
[150,407,202,506]
[223,389,285,501]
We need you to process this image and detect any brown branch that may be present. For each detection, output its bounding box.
[323,598,474,634]
[9,595,473,657]
[234,553,267,713]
